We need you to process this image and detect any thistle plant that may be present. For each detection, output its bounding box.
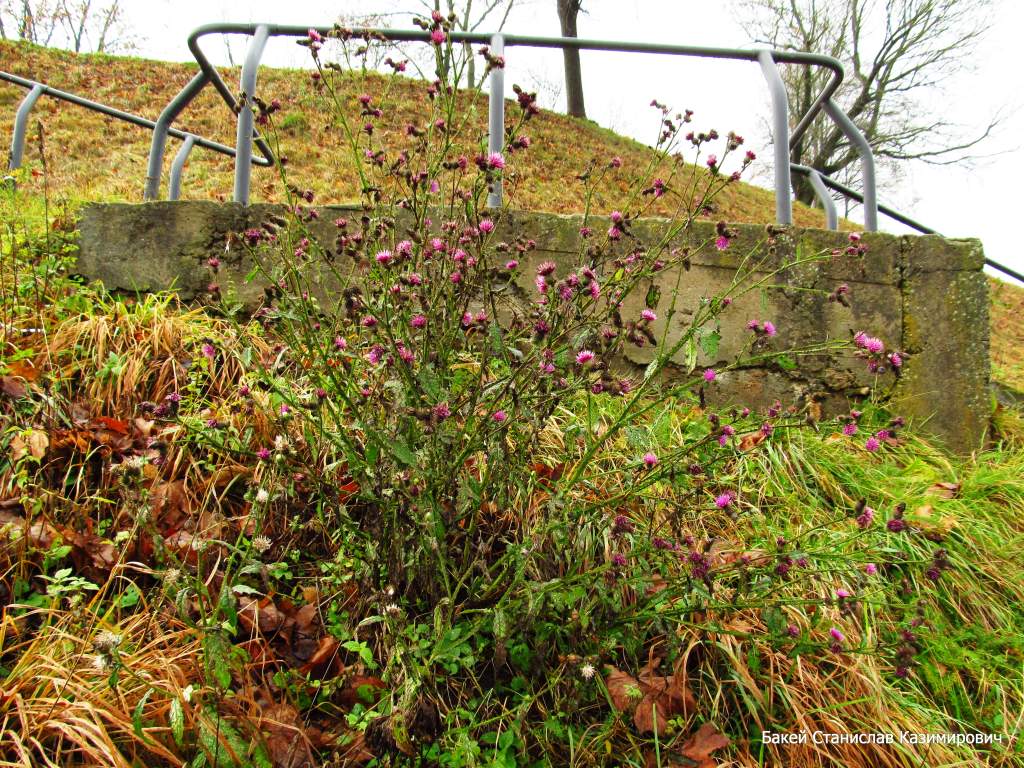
[190,14,939,763]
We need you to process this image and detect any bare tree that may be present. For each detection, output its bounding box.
[737,0,999,205]
[1,0,61,45]
[0,0,131,52]
[555,0,585,118]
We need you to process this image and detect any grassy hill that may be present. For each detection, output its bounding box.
[1,39,834,224]
[2,38,1022,390]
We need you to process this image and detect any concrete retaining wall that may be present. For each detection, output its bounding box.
[77,202,990,452]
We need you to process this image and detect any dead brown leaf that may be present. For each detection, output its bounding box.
[606,656,697,735]
[738,430,766,452]
[337,732,376,765]
[0,376,27,399]
[927,482,960,499]
[679,722,730,767]
[5,359,40,382]
[239,596,288,636]
[261,702,316,768]
[906,504,956,535]
[300,636,341,680]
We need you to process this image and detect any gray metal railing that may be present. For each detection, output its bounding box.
[2,23,1020,283]
[0,69,269,196]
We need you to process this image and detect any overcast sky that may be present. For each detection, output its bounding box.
[120,0,1022,280]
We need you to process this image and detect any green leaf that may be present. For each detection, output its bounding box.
[699,328,721,359]
[117,583,142,609]
[170,697,185,746]
[645,283,662,309]
[132,688,154,744]
[684,336,698,373]
[417,364,442,400]
[775,354,797,371]
[392,440,417,466]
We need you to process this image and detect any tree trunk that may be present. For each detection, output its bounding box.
[556,0,585,119]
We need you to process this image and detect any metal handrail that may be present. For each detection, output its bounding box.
[0,69,267,193]
[157,23,861,214]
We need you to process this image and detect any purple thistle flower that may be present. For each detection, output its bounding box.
[715,235,729,251]
[865,437,880,452]
[714,491,733,509]
[492,410,507,423]
[843,422,858,436]
[201,343,216,360]
[537,261,556,276]
[257,447,272,461]
[643,452,658,468]
[375,249,393,266]
[836,588,851,599]
[857,506,875,529]
[411,314,427,328]
[433,402,451,420]
[430,28,446,45]
[505,259,519,270]
[478,219,495,234]
[576,349,595,365]
[488,152,506,170]
[703,369,717,383]
[611,553,627,567]
[829,627,845,643]
[641,309,657,322]
[865,563,878,575]
[887,518,907,533]
[334,336,347,350]
[762,321,776,337]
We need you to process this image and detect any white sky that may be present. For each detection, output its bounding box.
[121,0,1023,279]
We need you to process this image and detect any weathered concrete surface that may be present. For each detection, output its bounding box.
[77,202,990,453]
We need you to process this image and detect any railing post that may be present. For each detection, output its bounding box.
[234,24,270,205]
[9,83,45,173]
[757,50,793,227]
[805,168,838,230]
[823,100,877,231]
[486,33,505,209]
[145,71,209,201]
[168,134,197,201]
